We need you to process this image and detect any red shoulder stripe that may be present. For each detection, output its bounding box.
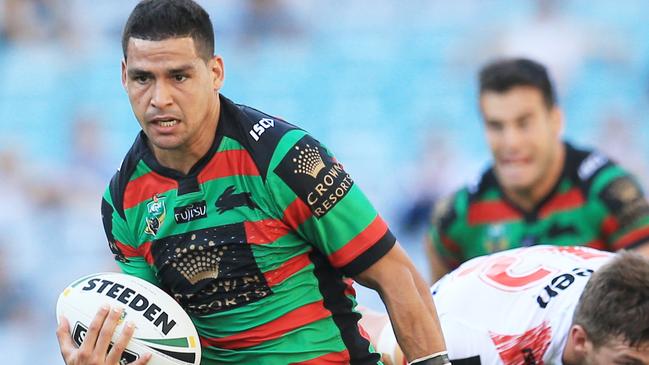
[539,188,584,218]
[198,149,259,184]
[123,172,177,210]
[200,300,331,350]
[468,200,521,224]
[328,216,388,269]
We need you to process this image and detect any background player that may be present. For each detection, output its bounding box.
[363,245,649,365]
[427,57,649,282]
[55,1,449,364]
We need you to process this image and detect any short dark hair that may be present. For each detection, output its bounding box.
[479,58,557,109]
[122,0,215,61]
[572,251,649,348]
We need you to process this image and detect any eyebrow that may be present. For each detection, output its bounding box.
[168,65,194,74]
[127,69,153,78]
[127,65,195,78]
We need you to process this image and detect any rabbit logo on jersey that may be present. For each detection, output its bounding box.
[275,135,354,218]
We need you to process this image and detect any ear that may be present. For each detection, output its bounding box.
[121,59,128,91]
[567,324,591,362]
[209,55,225,91]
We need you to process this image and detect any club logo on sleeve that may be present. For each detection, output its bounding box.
[599,176,649,229]
[144,194,166,236]
[274,135,355,218]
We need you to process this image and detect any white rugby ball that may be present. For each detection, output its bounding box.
[56,272,201,365]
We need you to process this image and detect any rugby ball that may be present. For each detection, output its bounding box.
[56,272,201,365]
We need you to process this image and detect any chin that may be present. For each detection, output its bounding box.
[497,171,535,191]
[148,136,184,151]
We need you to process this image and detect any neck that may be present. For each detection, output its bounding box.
[503,143,566,212]
[152,97,221,175]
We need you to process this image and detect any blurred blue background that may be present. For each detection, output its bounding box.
[1,0,649,363]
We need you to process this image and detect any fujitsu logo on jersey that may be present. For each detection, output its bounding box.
[174,201,207,224]
[248,118,275,141]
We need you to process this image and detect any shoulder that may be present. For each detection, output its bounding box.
[466,166,499,200]
[565,142,620,190]
[432,178,480,233]
[218,96,303,179]
[106,133,149,220]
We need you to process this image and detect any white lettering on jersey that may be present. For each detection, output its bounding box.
[249,118,275,141]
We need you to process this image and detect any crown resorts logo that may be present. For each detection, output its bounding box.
[293,144,325,178]
[144,194,166,236]
[171,240,222,285]
[274,135,355,219]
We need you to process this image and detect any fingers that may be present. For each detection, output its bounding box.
[56,316,74,361]
[105,321,135,365]
[79,304,111,353]
[133,353,153,365]
[94,307,125,357]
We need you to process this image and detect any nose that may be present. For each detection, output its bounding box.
[501,125,523,150]
[150,80,173,109]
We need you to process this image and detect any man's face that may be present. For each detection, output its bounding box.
[480,86,562,193]
[121,37,224,153]
[583,338,649,365]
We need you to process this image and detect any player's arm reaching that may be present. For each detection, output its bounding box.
[355,243,448,363]
[266,131,450,364]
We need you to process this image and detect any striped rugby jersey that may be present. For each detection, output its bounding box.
[429,142,649,269]
[101,95,394,364]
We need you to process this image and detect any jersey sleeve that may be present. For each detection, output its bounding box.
[590,166,649,250]
[428,194,464,269]
[101,187,158,285]
[265,130,396,277]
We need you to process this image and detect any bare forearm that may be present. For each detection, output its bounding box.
[357,243,447,362]
[378,269,446,360]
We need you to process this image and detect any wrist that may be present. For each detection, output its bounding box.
[408,351,451,365]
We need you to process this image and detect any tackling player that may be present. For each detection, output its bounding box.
[362,245,649,365]
[427,58,649,282]
[55,1,449,364]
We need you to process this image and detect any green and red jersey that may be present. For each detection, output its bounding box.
[101,95,394,364]
[429,142,649,269]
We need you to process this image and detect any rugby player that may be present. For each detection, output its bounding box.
[363,246,649,365]
[427,58,649,282]
[55,1,449,364]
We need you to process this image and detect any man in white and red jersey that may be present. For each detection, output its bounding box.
[362,245,649,365]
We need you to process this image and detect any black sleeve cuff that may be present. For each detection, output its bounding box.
[341,230,396,277]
